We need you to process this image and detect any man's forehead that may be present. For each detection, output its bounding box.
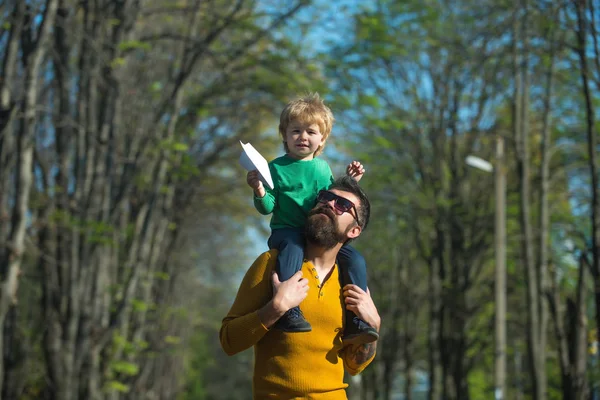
[329,189,358,205]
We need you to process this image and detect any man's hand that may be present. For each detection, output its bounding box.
[272,270,309,313]
[247,170,266,198]
[342,285,380,372]
[346,161,365,182]
[257,270,309,329]
[343,285,380,332]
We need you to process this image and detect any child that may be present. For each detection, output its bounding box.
[246,93,378,345]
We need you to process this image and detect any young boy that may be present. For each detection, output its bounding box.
[246,93,378,344]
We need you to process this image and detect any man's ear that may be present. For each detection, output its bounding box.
[347,224,361,239]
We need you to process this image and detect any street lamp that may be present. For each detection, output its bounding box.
[466,136,507,400]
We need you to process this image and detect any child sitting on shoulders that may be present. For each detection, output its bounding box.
[246,93,377,344]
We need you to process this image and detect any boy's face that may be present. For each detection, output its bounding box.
[284,121,324,160]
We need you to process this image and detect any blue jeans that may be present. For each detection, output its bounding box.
[268,227,367,291]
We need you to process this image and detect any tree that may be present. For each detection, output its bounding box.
[572,1,600,380]
[0,0,319,397]
[0,0,58,396]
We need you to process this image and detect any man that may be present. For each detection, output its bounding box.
[220,176,380,399]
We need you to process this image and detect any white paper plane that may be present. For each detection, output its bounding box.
[239,141,274,190]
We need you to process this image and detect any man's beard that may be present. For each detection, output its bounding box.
[305,206,349,249]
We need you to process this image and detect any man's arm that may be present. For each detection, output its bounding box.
[344,341,378,373]
[219,252,309,356]
[219,252,275,356]
[340,285,381,375]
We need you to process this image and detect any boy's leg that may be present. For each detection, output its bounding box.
[267,228,311,332]
[338,244,379,345]
[268,228,305,281]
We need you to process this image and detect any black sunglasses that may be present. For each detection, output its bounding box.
[316,190,360,226]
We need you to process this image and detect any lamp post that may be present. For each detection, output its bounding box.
[466,136,506,400]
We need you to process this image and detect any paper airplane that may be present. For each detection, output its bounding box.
[239,141,274,190]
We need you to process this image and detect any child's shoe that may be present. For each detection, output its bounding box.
[342,317,379,345]
[274,306,312,332]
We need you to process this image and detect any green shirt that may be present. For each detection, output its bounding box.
[254,155,334,230]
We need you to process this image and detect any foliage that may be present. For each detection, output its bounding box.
[1,0,599,399]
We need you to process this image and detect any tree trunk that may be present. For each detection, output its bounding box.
[569,256,589,399]
[381,253,401,400]
[494,135,507,400]
[513,2,547,398]
[0,0,58,394]
[404,350,414,400]
[548,255,588,400]
[402,254,416,400]
[428,239,443,400]
[573,0,600,371]
[0,1,24,222]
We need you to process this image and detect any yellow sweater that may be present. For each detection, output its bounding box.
[220,250,375,399]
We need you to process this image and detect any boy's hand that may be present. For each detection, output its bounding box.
[346,161,365,182]
[247,170,266,198]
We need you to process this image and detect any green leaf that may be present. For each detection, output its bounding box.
[131,299,148,312]
[105,381,129,393]
[172,142,189,152]
[111,361,139,376]
[373,135,394,149]
[154,271,171,280]
[110,58,126,68]
[164,335,181,345]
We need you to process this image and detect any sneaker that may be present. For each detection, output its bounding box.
[274,306,312,332]
[342,317,379,345]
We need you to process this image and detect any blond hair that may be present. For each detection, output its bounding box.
[278,93,335,157]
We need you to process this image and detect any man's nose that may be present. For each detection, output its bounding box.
[324,199,336,209]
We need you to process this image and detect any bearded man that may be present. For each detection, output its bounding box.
[220,176,380,399]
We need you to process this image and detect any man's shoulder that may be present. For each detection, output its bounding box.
[245,250,278,280]
[253,249,279,266]
[261,248,279,258]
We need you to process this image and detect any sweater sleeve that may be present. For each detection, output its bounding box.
[253,187,276,215]
[219,251,275,356]
[253,162,277,215]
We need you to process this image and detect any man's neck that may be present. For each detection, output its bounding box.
[304,242,342,275]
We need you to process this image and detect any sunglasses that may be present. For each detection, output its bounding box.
[316,190,360,226]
